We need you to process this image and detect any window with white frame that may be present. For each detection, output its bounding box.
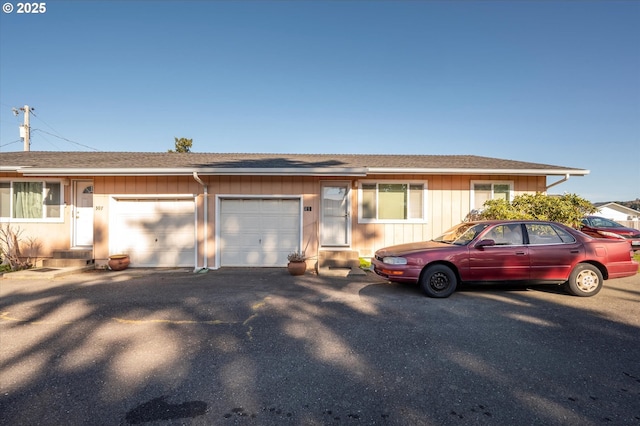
[359,181,427,223]
[0,180,63,221]
[471,181,513,210]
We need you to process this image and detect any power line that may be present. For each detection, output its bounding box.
[31,128,100,151]
[31,130,62,151]
[30,111,100,151]
[0,139,22,148]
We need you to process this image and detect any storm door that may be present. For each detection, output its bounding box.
[320,182,351,247]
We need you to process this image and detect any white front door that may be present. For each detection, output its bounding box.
[320,182,350,246]
[73,181,94,247]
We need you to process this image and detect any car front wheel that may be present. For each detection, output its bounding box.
[566,263,603,297]
[420,264,457,298]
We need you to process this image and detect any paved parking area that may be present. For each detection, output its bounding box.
[1,268,639,425]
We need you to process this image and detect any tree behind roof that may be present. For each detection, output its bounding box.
[168,137,192,153]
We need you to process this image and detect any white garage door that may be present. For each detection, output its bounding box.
[220,198,301,267]
[112,198,195,267]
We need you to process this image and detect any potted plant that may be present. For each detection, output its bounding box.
[108,254,130,271]
[287,251,307,276]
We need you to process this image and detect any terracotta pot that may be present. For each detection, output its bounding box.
[108,254,130,271]
[287,261,306,276]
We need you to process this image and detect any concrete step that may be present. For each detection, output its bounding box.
[317,250,366,276]
[43,258,95,268]
[52,249,93,260]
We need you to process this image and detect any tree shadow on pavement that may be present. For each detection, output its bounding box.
[1,269,639,425]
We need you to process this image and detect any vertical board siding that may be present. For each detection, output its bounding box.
[349,174,546,257]
[91,173,546,266]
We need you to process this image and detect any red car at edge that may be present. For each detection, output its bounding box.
[580,216,640,251]
[372,220,638,298]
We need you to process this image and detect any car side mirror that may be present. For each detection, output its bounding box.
[475,239,495,249]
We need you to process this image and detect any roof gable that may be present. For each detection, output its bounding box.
[594,202,640,215]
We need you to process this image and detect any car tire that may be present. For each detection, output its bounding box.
[420,264,457,298]
[566,263,603,297]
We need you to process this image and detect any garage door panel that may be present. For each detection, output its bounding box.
[221,249,262,267]
[261,231,297,249]
[220,198,301,267]
[113,199,195,268]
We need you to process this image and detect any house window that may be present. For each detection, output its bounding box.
[0,180,63,222]
[359,181,427,223]
[471,181,513,210]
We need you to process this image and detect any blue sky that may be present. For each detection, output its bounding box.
[1,1,638,202]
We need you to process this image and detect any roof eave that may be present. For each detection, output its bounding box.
[367,168,590,176]
[15,167,370,177]
[8,166,590,177]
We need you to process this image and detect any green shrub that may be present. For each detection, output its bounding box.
[478,193,596,228]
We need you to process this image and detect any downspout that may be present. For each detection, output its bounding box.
[545,173,571,192]
[193,172,209,272]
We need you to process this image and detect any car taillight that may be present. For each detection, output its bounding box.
[598,230,625,239]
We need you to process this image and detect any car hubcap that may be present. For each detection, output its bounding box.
[430,272,449,291]
[576,270,599,292]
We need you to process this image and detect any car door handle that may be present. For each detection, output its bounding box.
[515,252,526,255]
[570,250,579,253]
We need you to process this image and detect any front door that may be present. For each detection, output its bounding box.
[73,181,94,247]
[320,182,350,246]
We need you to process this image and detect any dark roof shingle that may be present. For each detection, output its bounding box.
[1,151,584,173]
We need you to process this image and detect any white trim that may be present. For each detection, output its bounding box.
[11,166,589,177]
[215,194,304,269]
[368,167,590,176]
[470,180,514,210]
[357,180,428,224]
[111,194,197,201]
[17,167,369,177]
[0,178,65,223]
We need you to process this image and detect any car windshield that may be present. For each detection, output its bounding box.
[433,223,490,246]
[591,217,625,228]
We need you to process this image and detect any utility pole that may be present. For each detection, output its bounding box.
[17,105,34,152]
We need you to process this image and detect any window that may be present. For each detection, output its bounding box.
[525,223,575,245]
[484,224,523,246]
[471,181,513,210]
[587,217,623,228]
[359,181,426,223]
[0,180,64,221]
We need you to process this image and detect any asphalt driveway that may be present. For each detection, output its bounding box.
[1,268,639,425]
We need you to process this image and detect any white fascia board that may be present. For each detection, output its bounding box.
[367,168,590,176]
[17,167,369,177]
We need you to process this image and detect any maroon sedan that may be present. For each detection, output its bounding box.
[580,216,640,251]
[372,220,638,298]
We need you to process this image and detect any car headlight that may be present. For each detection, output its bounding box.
[383,256,408,265]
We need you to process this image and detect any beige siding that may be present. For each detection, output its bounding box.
[2,172,546,267]
[351,174,546,257]
[0,174,74,260]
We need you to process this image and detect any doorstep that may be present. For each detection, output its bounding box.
[2,265,95,280]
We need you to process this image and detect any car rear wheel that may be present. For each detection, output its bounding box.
[420,265,457,298]
[566,264,603,297]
